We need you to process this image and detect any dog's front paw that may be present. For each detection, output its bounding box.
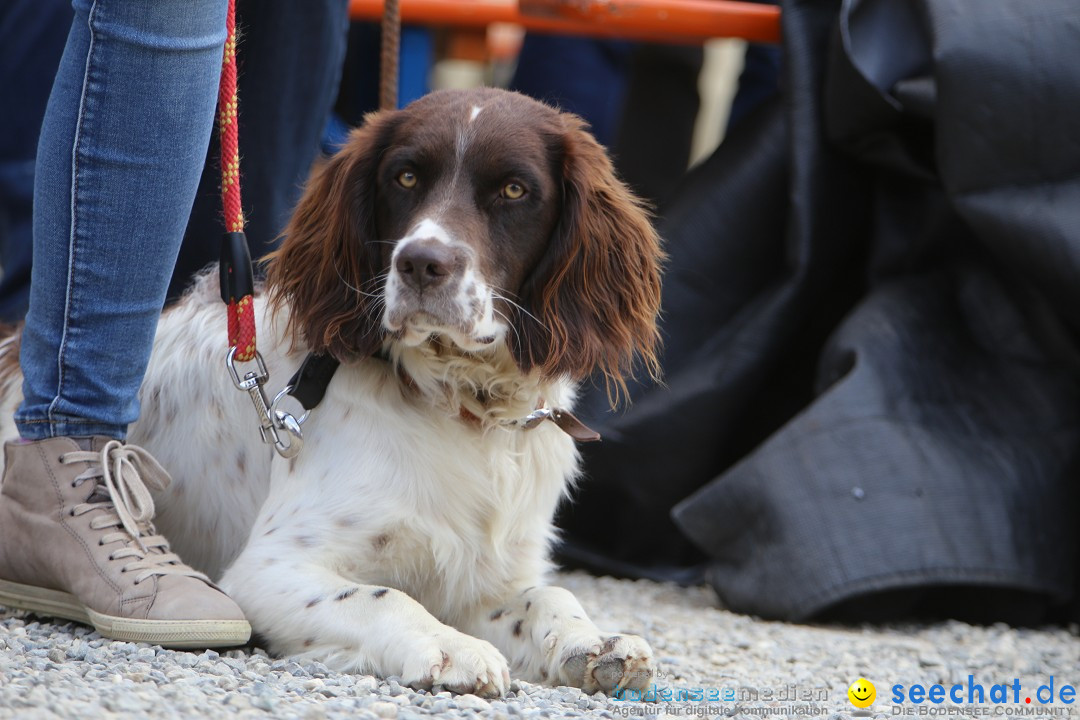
[548,630,655,695]
[402,631,510,698]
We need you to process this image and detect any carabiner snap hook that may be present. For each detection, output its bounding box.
[225,347,306,459]
[268,386,306,458]
[271,409,304,458]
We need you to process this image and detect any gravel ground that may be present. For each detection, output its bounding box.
[1,571,1077,719]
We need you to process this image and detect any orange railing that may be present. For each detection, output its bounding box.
[349,0,782,45]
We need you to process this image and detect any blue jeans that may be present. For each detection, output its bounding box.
[16,0,228,440]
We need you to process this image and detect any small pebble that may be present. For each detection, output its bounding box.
[455,693,491,711]
[369,701,398,718]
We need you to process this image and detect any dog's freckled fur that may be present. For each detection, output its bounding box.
[0,88,662,697]
[335,587,359,601]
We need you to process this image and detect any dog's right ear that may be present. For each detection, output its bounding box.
[267,112,399,360]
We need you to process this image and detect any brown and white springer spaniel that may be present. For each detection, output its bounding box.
[0,87,664,696]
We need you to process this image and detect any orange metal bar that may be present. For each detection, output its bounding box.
[348,0,782,45]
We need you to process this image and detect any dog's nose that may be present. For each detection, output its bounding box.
[395,239,460,291]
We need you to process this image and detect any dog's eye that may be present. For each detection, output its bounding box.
[397,170,418,189]
[500,182,526,200]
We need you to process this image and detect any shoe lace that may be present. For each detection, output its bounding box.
[62,440,210,585]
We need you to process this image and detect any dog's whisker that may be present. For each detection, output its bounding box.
[493,308,521,346]
[332,263,388,301]
[491,291,546,330]
[362,271,391,290]
[332,263,366,296]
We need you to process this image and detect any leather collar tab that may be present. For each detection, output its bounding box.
[286,353,341,411]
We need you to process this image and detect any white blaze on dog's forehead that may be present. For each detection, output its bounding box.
[455,104,485,164]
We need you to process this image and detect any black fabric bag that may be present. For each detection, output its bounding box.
[561,0,1080,625]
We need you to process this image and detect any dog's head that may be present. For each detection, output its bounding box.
[268,88,662,402]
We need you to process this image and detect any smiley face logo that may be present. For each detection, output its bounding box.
[848,678,876,708]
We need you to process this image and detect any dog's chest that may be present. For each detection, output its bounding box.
[261,363,578,619]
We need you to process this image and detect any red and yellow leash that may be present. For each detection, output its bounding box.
[218,0,256,363]
[217,0,302,456]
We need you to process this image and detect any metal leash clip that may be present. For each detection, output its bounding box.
[225,347,304,458]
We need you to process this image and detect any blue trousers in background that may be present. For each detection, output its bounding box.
[172,0,348,301]
[0,0,73,323]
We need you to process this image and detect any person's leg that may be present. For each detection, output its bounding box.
[170,0,350,301]
[17,0,229,440]
[0,0,250,648]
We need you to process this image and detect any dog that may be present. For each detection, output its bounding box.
[0,88,664,697]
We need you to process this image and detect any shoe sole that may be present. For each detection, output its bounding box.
[0,579,251,648]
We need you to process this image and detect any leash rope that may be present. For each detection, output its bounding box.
[379,0,400,111]
[218,0,256,363]
[216,0,302,458]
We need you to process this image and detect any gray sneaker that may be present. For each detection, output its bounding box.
[0,436,250,648]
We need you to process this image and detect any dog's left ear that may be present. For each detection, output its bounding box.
[513,114,664,404]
